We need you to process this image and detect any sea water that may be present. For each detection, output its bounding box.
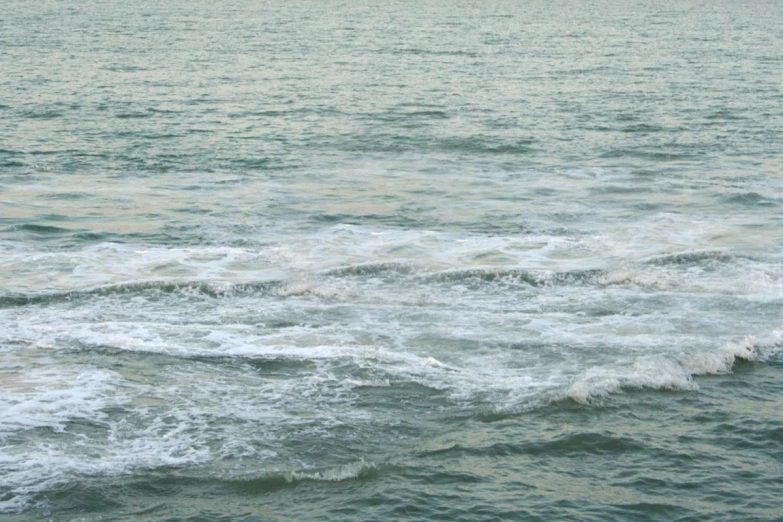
[1,1,782,520]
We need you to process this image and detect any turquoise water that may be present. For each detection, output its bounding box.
[1,1,782,520]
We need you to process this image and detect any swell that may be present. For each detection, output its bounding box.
[322,263,605,287]
[67,343,320,374]
[422,268,605,287]
[132,460,382,496]
[719,191,780,207]
[0,461,383,517]
[0,279,285,309]
[322,261,418,277]
[323,251,762,289]
[323,264,659,289]
[643,250,743,266]
[419,432,649,459]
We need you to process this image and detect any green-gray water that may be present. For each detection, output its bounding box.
[2,1,782,520]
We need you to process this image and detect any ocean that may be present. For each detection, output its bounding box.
[1,0,782,520]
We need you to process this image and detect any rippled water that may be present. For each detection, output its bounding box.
[2,1,783,520]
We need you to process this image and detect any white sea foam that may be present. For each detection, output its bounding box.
[565,335,772,404]
[0,358,316,512]
[737,330,783,362]
[567,357,698,404]
[3,220,783,514]
[681,337,757,375]
[0,417,213,514]
[3,222,780,304]
[0,367,120,436]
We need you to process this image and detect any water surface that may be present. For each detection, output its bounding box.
[1,1,782,520]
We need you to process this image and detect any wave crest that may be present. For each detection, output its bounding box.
[566,339,763,405]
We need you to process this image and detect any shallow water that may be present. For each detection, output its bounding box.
[1,1,783,520]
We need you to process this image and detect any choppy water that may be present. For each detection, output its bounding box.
[2,1,783,520]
